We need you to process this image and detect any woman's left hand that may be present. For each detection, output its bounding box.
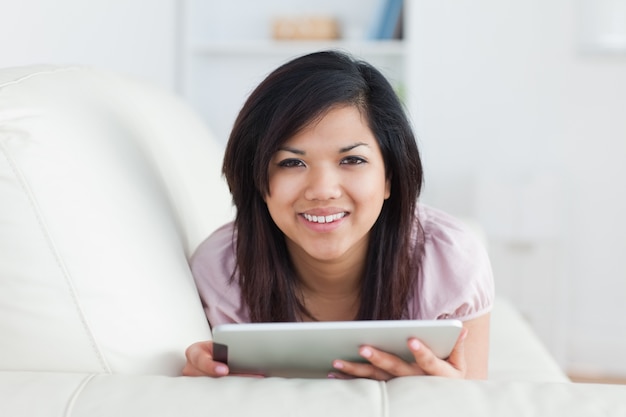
[329,327,469,380]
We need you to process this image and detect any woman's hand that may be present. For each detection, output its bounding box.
[329,314,491,380]
[182,340,230,377]
[329,328,468,381]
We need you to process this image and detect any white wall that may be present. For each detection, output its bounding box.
[408,0,626,377]
[0,0,178,91]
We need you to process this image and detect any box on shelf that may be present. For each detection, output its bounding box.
[271,16,340,40]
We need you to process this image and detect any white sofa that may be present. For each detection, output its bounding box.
[1,65,624,416]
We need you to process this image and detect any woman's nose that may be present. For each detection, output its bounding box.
[303,166,342,201]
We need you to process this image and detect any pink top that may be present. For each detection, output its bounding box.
[191,204,494,326]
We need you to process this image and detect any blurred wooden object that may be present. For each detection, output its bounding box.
[272,16,340,40]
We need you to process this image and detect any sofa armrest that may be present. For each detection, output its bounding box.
[387,376,626,416]
[0,371,383,417]
[2,371,624,417]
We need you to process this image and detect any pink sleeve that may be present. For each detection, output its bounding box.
[189,223,250,327]
[410,206,495,321]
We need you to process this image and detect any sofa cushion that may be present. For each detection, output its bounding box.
[0,66,232,375]
[2,371,625,417]
[0,371,385,417]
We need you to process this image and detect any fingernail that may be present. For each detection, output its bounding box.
[215,365,228,375]
[327,373,337,379]
[360,347,373,359]
[333,360,344,370]
[409,339,421,351]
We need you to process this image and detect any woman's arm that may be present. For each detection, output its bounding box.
[330,313,491,380]
[460,313,491,379]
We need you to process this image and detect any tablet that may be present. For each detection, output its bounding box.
[212,319,463,378]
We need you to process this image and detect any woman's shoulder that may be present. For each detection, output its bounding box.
[411,204,495,321]
[191,222,237,264]
[190,222,249,325]
[417,204,487,249]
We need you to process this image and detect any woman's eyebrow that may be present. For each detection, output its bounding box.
[277,146,305,155]
[339,142,370,153]
[277,142,370,155]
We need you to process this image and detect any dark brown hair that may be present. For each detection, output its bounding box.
[222,50,423,322]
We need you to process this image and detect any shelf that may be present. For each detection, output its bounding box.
[190,39,406,58]
[181,0,409,145]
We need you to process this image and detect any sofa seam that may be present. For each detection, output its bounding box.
[0,66,83,91]
[379,381,390,417]
[0,140,111,373]
[63,373,97,417]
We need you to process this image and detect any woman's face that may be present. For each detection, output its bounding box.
[266,105,390,265]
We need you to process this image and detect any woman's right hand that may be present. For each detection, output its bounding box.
[182,341,229,377]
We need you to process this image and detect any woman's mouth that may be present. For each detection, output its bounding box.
[302,212,347,224]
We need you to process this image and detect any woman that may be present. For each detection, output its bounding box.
[184,50,493,380]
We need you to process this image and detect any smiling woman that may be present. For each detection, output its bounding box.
[184,50,494,381]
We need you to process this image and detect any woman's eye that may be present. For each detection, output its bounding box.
[277,159,305,168]
[340,156,367,165]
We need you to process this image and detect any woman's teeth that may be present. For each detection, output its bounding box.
[303,212,346,224]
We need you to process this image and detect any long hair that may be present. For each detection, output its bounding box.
[222,50,424,322]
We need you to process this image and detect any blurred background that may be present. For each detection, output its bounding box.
[2,0,625,382]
